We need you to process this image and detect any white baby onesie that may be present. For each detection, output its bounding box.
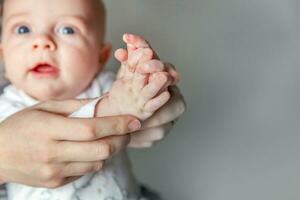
[0,71,141,200]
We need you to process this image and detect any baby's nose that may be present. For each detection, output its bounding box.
[32,35,56,51]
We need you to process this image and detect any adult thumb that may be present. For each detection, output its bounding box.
[33,98,95,116]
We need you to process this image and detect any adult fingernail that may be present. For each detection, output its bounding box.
[128,119,141,131]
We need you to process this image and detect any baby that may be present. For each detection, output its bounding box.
[0,0,178,199]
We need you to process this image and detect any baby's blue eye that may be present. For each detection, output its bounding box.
[58,26,75,35]
[16,26,30,34]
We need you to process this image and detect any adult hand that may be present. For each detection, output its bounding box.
[128,86,185,148]
[0,99,141,188]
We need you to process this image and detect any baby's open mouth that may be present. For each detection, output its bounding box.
[30,63,59,77]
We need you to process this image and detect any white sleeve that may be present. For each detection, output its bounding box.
[0,95,26,122]
[69,70,117,118]
[67,70,116,118]
[69,97,102,118]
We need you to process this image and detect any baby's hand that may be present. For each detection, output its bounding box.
[96,34,173,120]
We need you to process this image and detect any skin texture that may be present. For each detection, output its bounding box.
[0,0,108,101]
[0,99,141,187]
[113,34,184,148]
[0,0,186,187]
[96,33,173,120]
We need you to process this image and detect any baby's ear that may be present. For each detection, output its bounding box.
[99,43,112,65]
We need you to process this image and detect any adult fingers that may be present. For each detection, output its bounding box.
[34,99,92,116]
[165,63,180,85]
[142,86,186,129]
[49,115,141,141]
[128,123,173,148]
[61,161,103,177]
[55,135,130,162]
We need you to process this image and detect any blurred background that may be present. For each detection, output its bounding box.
[104,0,300,199]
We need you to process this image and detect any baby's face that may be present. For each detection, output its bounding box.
[0,0,109,100]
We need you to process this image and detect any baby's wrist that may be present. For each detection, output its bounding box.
[95,95,119,117]
[95,96,110,117]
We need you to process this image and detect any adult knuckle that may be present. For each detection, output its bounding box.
[90,162,103,172]
[113,116,127,134]
[85,164,96,173]
[80,122,96,140]
[45,179,64,188]
[97,141,112,159]
[117,122,127,135]
[40,166,60,181]
[40,148,56,163]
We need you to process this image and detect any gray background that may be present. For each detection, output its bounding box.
[0,0,298,199]
[104,0,300,200]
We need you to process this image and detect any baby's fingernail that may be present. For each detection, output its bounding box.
[124,33,132,40]
[128,119,141,131]
[123,33,129,42]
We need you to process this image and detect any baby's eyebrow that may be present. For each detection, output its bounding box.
[4,12,29,26]
[58,15,88,26]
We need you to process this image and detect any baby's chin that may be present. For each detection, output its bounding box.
[23,86,75,101]
[27,90,65,101]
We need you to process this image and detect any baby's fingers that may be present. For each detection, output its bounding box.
[144,91,171,112]
[123,33,160,59]
[128,48,155,72]
[136,59,165,74]
[114,48,128,62]
[123,33,150,50]
[128,48,144,71]
[141,72,169,100]
[138,48,154,64]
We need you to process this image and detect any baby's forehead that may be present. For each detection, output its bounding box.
[1,0,106,33]
[1,0,105,23]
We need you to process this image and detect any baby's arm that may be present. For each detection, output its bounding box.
[96,34,173,120]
